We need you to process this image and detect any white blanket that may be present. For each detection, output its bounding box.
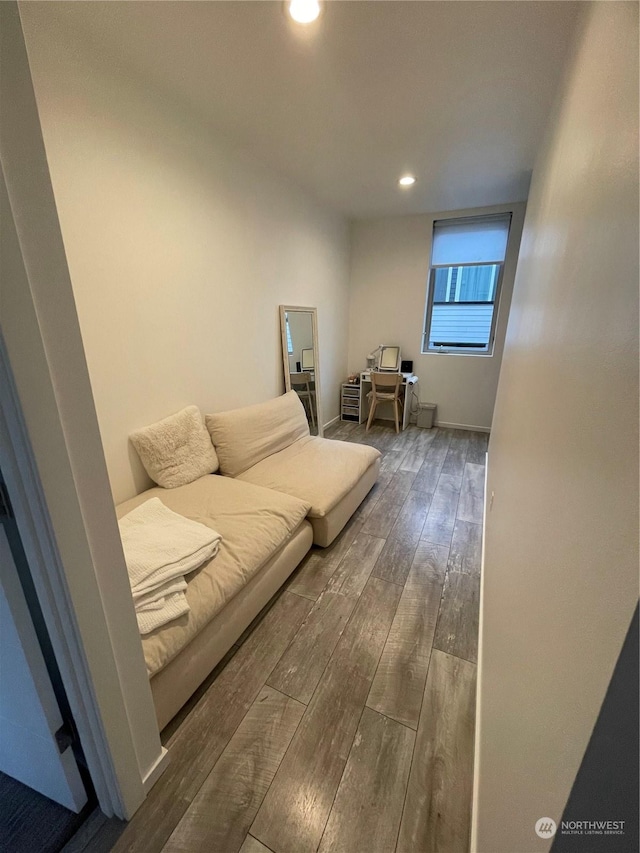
[118,498,221,634]
[136,592,191,635]
[135,578,188,611]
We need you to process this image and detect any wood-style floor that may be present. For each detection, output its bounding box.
[67,420,486,853]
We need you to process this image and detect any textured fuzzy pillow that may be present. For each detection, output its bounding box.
[130,406,219,488]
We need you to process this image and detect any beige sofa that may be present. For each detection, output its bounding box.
[120,392,380,728]
[206,391,381,547]
[117,475,313,729]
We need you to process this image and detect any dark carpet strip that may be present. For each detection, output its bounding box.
[0,771,93,853]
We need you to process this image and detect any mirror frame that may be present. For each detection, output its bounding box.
[279,305,323,437]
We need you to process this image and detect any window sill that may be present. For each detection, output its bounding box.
[421,349,495,358]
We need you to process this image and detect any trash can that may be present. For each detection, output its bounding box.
[417,403,436,429]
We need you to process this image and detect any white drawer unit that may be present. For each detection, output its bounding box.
[341,382,362,423]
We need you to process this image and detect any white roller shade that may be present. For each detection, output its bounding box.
[432,215,511,266]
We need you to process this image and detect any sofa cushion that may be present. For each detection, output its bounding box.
[205,391,309,478]
[130,405,219,488]
[236,435,381,519]
[116,475,311,676]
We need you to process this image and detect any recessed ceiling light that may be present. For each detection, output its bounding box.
[399,175,417,187]
[288,0,321,24]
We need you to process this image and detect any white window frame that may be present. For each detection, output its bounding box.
[423,262,505,355]
[422,214,511,356]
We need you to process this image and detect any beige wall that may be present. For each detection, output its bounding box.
[347,203,525,430]
[20,5,350,504]
[473,3,639,851]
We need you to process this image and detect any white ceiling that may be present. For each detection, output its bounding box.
[29,1,581,218]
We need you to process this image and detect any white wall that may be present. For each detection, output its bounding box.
[473,3,638,851]
[1,1,165,817]
[20,5,350,504]
[347,203,524,430]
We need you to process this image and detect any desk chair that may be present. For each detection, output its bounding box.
[366,372,403,433]
[290,372,316,430]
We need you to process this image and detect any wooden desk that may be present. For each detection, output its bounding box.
[341,373,418,430]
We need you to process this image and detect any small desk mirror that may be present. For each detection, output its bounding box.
[379,345,401,371]
[280,305,323,436]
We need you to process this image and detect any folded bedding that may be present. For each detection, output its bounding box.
[118,497,222,634]
[135,591,191,635]
[116,475,311,676]
[135,578,191,638]
[135,577,188,610]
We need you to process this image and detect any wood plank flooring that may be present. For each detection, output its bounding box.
[317,707,415,853]
[397,650,477,853]
[367,542,448,729]
[72,421,486,853]
[163,687,305,853]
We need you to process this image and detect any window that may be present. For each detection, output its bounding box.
[422,213,512,354]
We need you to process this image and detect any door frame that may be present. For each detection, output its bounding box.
[0,340,125,815]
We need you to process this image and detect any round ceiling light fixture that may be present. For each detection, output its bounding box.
[398,175,417,187]
[288,0,321,24]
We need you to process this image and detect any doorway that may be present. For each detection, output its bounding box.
[0,467,96,851]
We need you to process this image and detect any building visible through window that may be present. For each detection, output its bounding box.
[423,214,511,354]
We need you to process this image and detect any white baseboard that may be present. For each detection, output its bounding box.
[435,420,491,433]
[323,415,340,429]
[142,747,169,794]
[470,453,489,852]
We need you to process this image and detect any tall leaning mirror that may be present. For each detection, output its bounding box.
[279,305,323,437]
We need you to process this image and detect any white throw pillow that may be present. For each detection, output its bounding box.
[130,405,219,488]
[205,391,310,477]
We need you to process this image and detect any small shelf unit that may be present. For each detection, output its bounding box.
[341,382,362,423]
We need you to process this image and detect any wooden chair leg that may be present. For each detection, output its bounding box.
[366,398,377,432]
[393,398,400,433]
